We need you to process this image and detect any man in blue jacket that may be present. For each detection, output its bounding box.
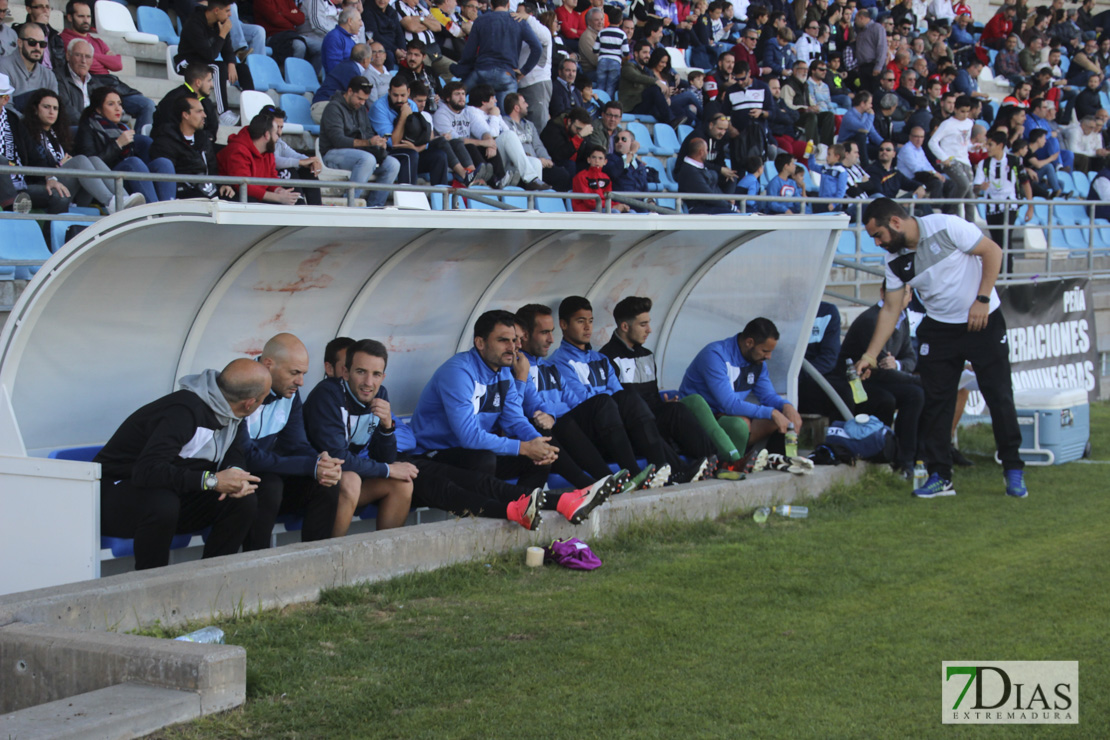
[550,296,712,484]
[239,334,344,550]
[451,0,542,108]
[680,317,804,459]
[515,304,663,491]
[413,311,620,524]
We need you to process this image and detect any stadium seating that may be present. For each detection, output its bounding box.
[652,124,680,156]
[136,7,179,45]
[246,54,306,95]
[535,195,568,212]
[643,156,678,192]
[626,121,659,153]
[0,220,52,280]
[284,58,321,95]
[240,90,277,125]
[165,44,183,82]
[677,123,693,142]
[95,1,159,44]
[279,94,318,134]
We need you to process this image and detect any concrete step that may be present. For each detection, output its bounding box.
[0,682,200,740]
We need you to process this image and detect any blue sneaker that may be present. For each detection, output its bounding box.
[1004,469,1028,498]
[912,473,956,498]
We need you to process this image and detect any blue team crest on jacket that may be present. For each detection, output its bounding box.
[569,358,610,387]
[341,407,380,446]
[472,378,511,414]
[531,363,562,392]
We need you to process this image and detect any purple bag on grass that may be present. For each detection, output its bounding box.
[544,538,602,570]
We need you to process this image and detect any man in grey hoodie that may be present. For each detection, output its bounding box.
[319,75,401,207]
[95,359,272,570]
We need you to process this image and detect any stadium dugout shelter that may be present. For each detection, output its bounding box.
[0,202,846,596]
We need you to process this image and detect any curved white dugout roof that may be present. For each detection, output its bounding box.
[0,202,846,456]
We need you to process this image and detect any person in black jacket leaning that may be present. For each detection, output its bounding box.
[150,94,227,199]
[839,281,924,479]
[95,359,272,571]
[674,138,735,214]
[174,0,241,121]
[153,64,219,141]
[674,112,737,193]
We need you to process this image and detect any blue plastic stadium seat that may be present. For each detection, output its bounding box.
[644,156,678,192]
[1071,170,1091,196]
[279,93,320,134]
[593,89,611,104]
[837,230,857,255]
[1058,169,1076,197]
[676,123,693,142]
[464,185,501,210]
[0,219,52,280]
[626,121,659,154]
[136,6,179,44]
[501,186,528,209]
[652,124,680,156]
[535,195,567,212]
[246,54,305,94]
[50,217,95,253]
[284,57,320,95]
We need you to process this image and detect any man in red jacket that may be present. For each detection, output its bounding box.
[981,5,1016,50]
[253,0,310,64]
[217,110,302,204]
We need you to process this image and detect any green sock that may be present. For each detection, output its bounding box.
[680,394,742,461]
[717,415,751,459]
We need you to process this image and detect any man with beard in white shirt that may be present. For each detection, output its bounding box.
[432,79,513,187]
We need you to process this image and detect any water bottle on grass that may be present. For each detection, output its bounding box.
[912,460,927,490]
[175,627,225,644]
[774,505,808,518]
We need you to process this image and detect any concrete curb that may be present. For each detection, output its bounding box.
[0,467,863,634]
[0,465,865,736]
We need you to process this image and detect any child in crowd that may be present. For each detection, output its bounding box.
[573,146,629,212]
[736,156,763,213]
[765,152,804,214]
[808,143,848,211]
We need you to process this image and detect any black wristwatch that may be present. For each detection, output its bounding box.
[976,295,990,304]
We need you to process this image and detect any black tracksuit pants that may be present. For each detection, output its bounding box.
[100,477,261,570]
[428,445,553,491]
[410,457,531,518]
[241,472,342,551]
[916,310,1024,479]
[611,389,682,470]
[550,394,642,487]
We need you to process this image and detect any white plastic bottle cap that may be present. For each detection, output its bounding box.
[854,413,870,424]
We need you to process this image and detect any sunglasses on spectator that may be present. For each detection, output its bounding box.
[22,38,48,47]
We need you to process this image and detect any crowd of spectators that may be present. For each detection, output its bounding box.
[5,0,1110,215]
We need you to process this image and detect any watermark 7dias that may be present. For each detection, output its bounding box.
[942,661,1077,724]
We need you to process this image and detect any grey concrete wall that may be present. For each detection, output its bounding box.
[0,622,246,715]
[0,468,863,635]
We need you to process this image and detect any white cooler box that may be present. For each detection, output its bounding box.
[1011,388,1090,466]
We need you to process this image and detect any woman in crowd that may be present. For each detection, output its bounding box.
[23,89,145,214]
[74,87,176,204]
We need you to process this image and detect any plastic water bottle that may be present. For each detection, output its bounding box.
[912,460,927,490]
[785,423,798,458]
[774,505,808,518]
[846,359,868,404]
[753,507,770,523]
[175,627,225,644]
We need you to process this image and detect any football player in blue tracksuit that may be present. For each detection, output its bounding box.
[680,317,804,458]
[549,296,712,484]
[413,311,622,525]
[514,304,664,491]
